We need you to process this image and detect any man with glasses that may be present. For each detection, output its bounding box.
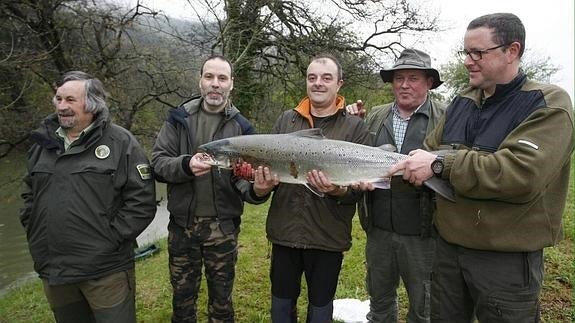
[457,44,507,61]
[388,13,573,322]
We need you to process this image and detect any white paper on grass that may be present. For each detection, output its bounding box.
[332,298,369,323]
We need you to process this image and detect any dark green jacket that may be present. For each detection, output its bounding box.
[266,96,370,252]
[426,73,574,251]
[151,96,266,230]
[358,97,446,236]
[20,111,156,285]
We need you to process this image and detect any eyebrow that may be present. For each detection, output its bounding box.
[307,73,334,77]
[203,72,229,77]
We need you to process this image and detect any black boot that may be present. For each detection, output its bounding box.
[271,296,297,323]
[306,301,333,323]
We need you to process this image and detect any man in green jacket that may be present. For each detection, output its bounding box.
[347,48,446,323]
[389,13,574,322]
[21,71,157,322]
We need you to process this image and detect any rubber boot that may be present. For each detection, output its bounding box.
[271,296,297,323]
[306,301,333,323]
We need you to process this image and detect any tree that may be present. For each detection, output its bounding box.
[167,0,441,118]
[0,0,197,153]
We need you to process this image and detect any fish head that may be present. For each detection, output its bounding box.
[198,139,240,169]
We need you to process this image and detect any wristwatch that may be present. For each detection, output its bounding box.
[431,155,445,177]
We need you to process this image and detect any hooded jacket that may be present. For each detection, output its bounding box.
[426,72,574,251]
[266,96,370,252]
[20,111,156,285]
[151,96,266,230]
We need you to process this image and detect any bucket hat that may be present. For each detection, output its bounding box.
[379,48,443,89]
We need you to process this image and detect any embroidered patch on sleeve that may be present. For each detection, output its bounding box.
[136,164,152,180]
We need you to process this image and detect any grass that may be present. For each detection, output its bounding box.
[0,165,573,322]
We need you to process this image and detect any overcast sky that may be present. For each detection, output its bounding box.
[135,0,574,102]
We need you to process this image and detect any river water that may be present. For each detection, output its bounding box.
[0,151,169,297]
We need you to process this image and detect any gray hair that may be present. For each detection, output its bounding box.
[53,71,108,114]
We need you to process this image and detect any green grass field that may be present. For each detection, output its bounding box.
[0,170,573,322]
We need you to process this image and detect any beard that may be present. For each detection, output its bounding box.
[57,111,77,129]
[204,95,225,107]
[201,89,229,112]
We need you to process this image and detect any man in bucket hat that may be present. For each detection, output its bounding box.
[347,48,446,322]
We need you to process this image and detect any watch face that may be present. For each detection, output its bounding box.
[432,160,444,174]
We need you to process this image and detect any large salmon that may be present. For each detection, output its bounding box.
[199,128,455,201]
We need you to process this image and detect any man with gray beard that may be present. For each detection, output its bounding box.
[21,71,156,322]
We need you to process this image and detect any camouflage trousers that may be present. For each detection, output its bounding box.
[168,217,239,323]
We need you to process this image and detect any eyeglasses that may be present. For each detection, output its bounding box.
[457,44,506,61]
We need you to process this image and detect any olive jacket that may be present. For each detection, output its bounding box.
[427,72,574,251]
[21,111,156,285]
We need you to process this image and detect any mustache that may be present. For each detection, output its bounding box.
[58,109,75,117]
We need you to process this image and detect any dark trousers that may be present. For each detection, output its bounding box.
[168,218,238,323]
[431,236,543,323]
[270,243,343,307]
[365,228,435,323]
[42,269,136,323]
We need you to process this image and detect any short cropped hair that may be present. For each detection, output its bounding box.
[467,13,526,58]
[200,55,234,77]
[310,53,343,81]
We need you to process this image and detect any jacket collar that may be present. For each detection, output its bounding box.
[463,71,527,105]
[487,71,527,103]
[294,95,346,127]
[181,96,240,120]
[31,110,110,151]
[391,96,432,120]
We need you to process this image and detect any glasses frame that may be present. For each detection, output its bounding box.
[458,44,507,61]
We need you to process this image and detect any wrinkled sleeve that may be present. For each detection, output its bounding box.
[151,121,194,183]
[446,107,573,202]
[234,177,271,204]
[110,137,157,242]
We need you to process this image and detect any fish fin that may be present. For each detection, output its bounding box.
[290,128,325,139]
[304,183,325,198]
[376,144,398,152]
[423,177,456,202]
[371,178,391,189]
